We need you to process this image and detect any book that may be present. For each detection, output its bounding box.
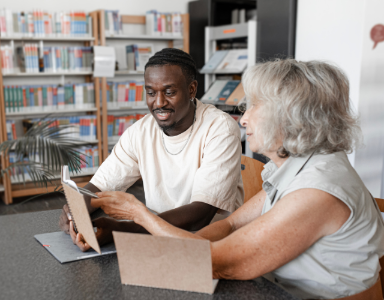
[215,49,248,73]
[201,50,229,73]
[216,80,240,102]
[225,82,245,105]
[201,80,229,102]
[125,45,136,71]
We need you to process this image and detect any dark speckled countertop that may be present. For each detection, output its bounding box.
[0,210,300,300]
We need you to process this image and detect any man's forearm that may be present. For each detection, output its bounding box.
[117,201,218,234]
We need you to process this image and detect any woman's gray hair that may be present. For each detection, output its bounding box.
[242,59,362,157]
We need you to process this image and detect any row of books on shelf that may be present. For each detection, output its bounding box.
[8,146,99,183]
[107,114,146,139]
[104,10,183,37]
[114,44,153,72]
[104,81,146,108]
[202,80,245,105]
[4,83,95,113]
[0,8,92,37]
[145,10,183,37]
[23,116,97,140]
[201,49,248,74]
[1,45,93,74]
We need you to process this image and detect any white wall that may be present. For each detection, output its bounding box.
[296,0,384,197]
[1,0,190,15]
[354,0,384,197]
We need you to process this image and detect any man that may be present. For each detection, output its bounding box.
[60,48,244,249]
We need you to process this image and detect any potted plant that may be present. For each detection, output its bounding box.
[0,117,88,202]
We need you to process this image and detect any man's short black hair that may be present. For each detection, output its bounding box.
[145,48,197,84]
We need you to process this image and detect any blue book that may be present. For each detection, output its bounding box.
[201,50,229,73]
[216,80,240,102]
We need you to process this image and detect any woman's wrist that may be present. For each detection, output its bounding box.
[132,204,150,227]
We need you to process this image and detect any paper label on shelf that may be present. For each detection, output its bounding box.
[93,46,116,78]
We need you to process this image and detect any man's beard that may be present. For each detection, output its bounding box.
[160,122,177,133]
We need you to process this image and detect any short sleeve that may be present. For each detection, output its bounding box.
[90,128,141,192]
[190,132,244,213]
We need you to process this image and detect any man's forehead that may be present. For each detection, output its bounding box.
[145,65,186,87]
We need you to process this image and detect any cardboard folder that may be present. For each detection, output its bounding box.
[61,166,101,254]
[113,232,219,294]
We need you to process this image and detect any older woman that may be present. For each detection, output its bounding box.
[75,59,384,299]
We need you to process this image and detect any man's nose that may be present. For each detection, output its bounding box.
[155,92,168,108]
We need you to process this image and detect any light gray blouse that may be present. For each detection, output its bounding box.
[261,151,384,299]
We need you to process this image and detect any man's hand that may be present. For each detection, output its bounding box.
[59,204,72,234]
[91,191,147,222]
[69,217,120,252]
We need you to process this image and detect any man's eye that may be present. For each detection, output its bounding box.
[165,91,174,96]
[147,92,155,96]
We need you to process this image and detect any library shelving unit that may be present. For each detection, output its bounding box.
[0,11,103,204]
[202,20,256,158]
[94,11,190,161]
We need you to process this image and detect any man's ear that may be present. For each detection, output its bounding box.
[189,80,198,99]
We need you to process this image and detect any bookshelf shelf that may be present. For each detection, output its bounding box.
[114,70,145,76]
[0,36,95,42]
[199,69,243,75]
[107,105,149,112]
[6,107,97,117]
[11,179,91,198]
[3,71,93,77]
[106,34,183,41]
[10,170,96,184]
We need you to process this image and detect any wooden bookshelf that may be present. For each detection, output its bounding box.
[0,36,95,42]
[3,71,93,77]
[0,10,103,204]
[96,11,190,161]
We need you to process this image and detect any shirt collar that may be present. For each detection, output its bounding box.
[263,151,315,195]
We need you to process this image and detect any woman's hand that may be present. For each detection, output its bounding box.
[90,191,148,222]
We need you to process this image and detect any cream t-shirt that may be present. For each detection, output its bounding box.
[90,100,244,214]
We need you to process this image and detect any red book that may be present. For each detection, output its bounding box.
[135,85,143,101]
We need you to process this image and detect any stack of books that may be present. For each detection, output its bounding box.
[23,116,97,141]
[0,8,93,37]
[202,80,245,105]
[107,114,146,140]
[114,44,154,72]
[4,83,95,113]
[103,81,146,108]
[200,49,248,74]
[6,120,17,140]
[145,11,183,36]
